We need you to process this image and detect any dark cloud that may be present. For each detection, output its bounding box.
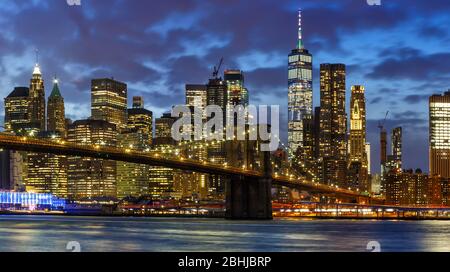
[368,52,450,80]
[404,95,429,104]
[370,97,382,104]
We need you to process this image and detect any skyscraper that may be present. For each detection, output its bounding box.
[117,97,153,199]
[348,85,368,191]
[47,79,66,138]
[67,119,118,199]
[155,112,176,139]
[4,87,31,133]
[430,91,450,179]
[224,70,248,123]
[288,9,313,157]
[29,63,46,131]
[127,96,153,145]
[26,131,68,198]
[319,63,347,186]
[91,78,128,132]
[186,84,207,119]
[116,130,150,199]
[349,86,367,162]
[391,127,402,169]
[366,143,371,175]
[186,84,208,138]
[206,78,228,124]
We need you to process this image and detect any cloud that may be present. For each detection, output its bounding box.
[404,95,429,104]
[368,51,450,81]
[1,0,449,173]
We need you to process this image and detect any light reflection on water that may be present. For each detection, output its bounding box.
[0,215,450,252]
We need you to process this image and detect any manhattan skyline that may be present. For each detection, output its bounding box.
[1,0,450,173]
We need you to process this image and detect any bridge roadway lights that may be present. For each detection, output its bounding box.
[225,175,273,220]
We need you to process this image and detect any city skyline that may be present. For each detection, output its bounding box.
[1,0,450,174]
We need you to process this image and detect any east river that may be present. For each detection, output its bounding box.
[0,215,449,252]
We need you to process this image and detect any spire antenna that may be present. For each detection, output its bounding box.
[35,49,39,64]
[297,9,304,49]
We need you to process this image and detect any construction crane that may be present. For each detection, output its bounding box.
[378,111,389,132]
[212,57,224,79]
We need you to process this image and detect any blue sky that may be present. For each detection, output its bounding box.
[0,0,449,173]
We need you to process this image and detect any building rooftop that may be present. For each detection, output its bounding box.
[7,87,29,98]
[49,80,62,98]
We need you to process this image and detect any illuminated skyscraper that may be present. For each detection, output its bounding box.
[91,78,128,132]
[117,97,153,199]
[186,85,207,119]
[26,131,68,198]
[116,130,150,199]
[224,70,248,123]
[47,79,66,138]
[186,84,207,138]
[29,63,46,131]
[319,63,347,186]
[155,112,176,139]
[4,87,31,133]
[206,78,228,131]
[127,96,153,145]
[366,143,371,175]
[349,86,366,161]
[348,85,368,191]
[206,78,228,198]
[391,127,402,169]
[288,9,313,157]
[67,119,118,199]
[430,91,450,179]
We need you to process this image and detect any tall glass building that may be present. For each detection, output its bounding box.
[288,10,313,157]
[430,91,450,179]
[224,70,248,124]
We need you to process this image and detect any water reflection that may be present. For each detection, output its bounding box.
[0,215,449,252]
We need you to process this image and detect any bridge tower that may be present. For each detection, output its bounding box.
[225,134,273,220]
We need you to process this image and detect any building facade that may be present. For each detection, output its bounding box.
[67,119,118,199]
[319,63,347,186]
[116,130,150,199]
[26,131,68,198]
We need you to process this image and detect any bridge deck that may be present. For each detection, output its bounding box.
[0,134,374,200]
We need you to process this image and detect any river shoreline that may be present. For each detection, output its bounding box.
[1,211,450,221]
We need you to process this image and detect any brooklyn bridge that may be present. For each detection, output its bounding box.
[0,133,383,219]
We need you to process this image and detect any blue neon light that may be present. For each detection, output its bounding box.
[0,191,66,209]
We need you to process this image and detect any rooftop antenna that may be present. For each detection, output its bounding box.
[297,9,304,49]
[35,49,39,64]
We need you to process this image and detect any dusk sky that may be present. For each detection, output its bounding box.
[1,0,450,173]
